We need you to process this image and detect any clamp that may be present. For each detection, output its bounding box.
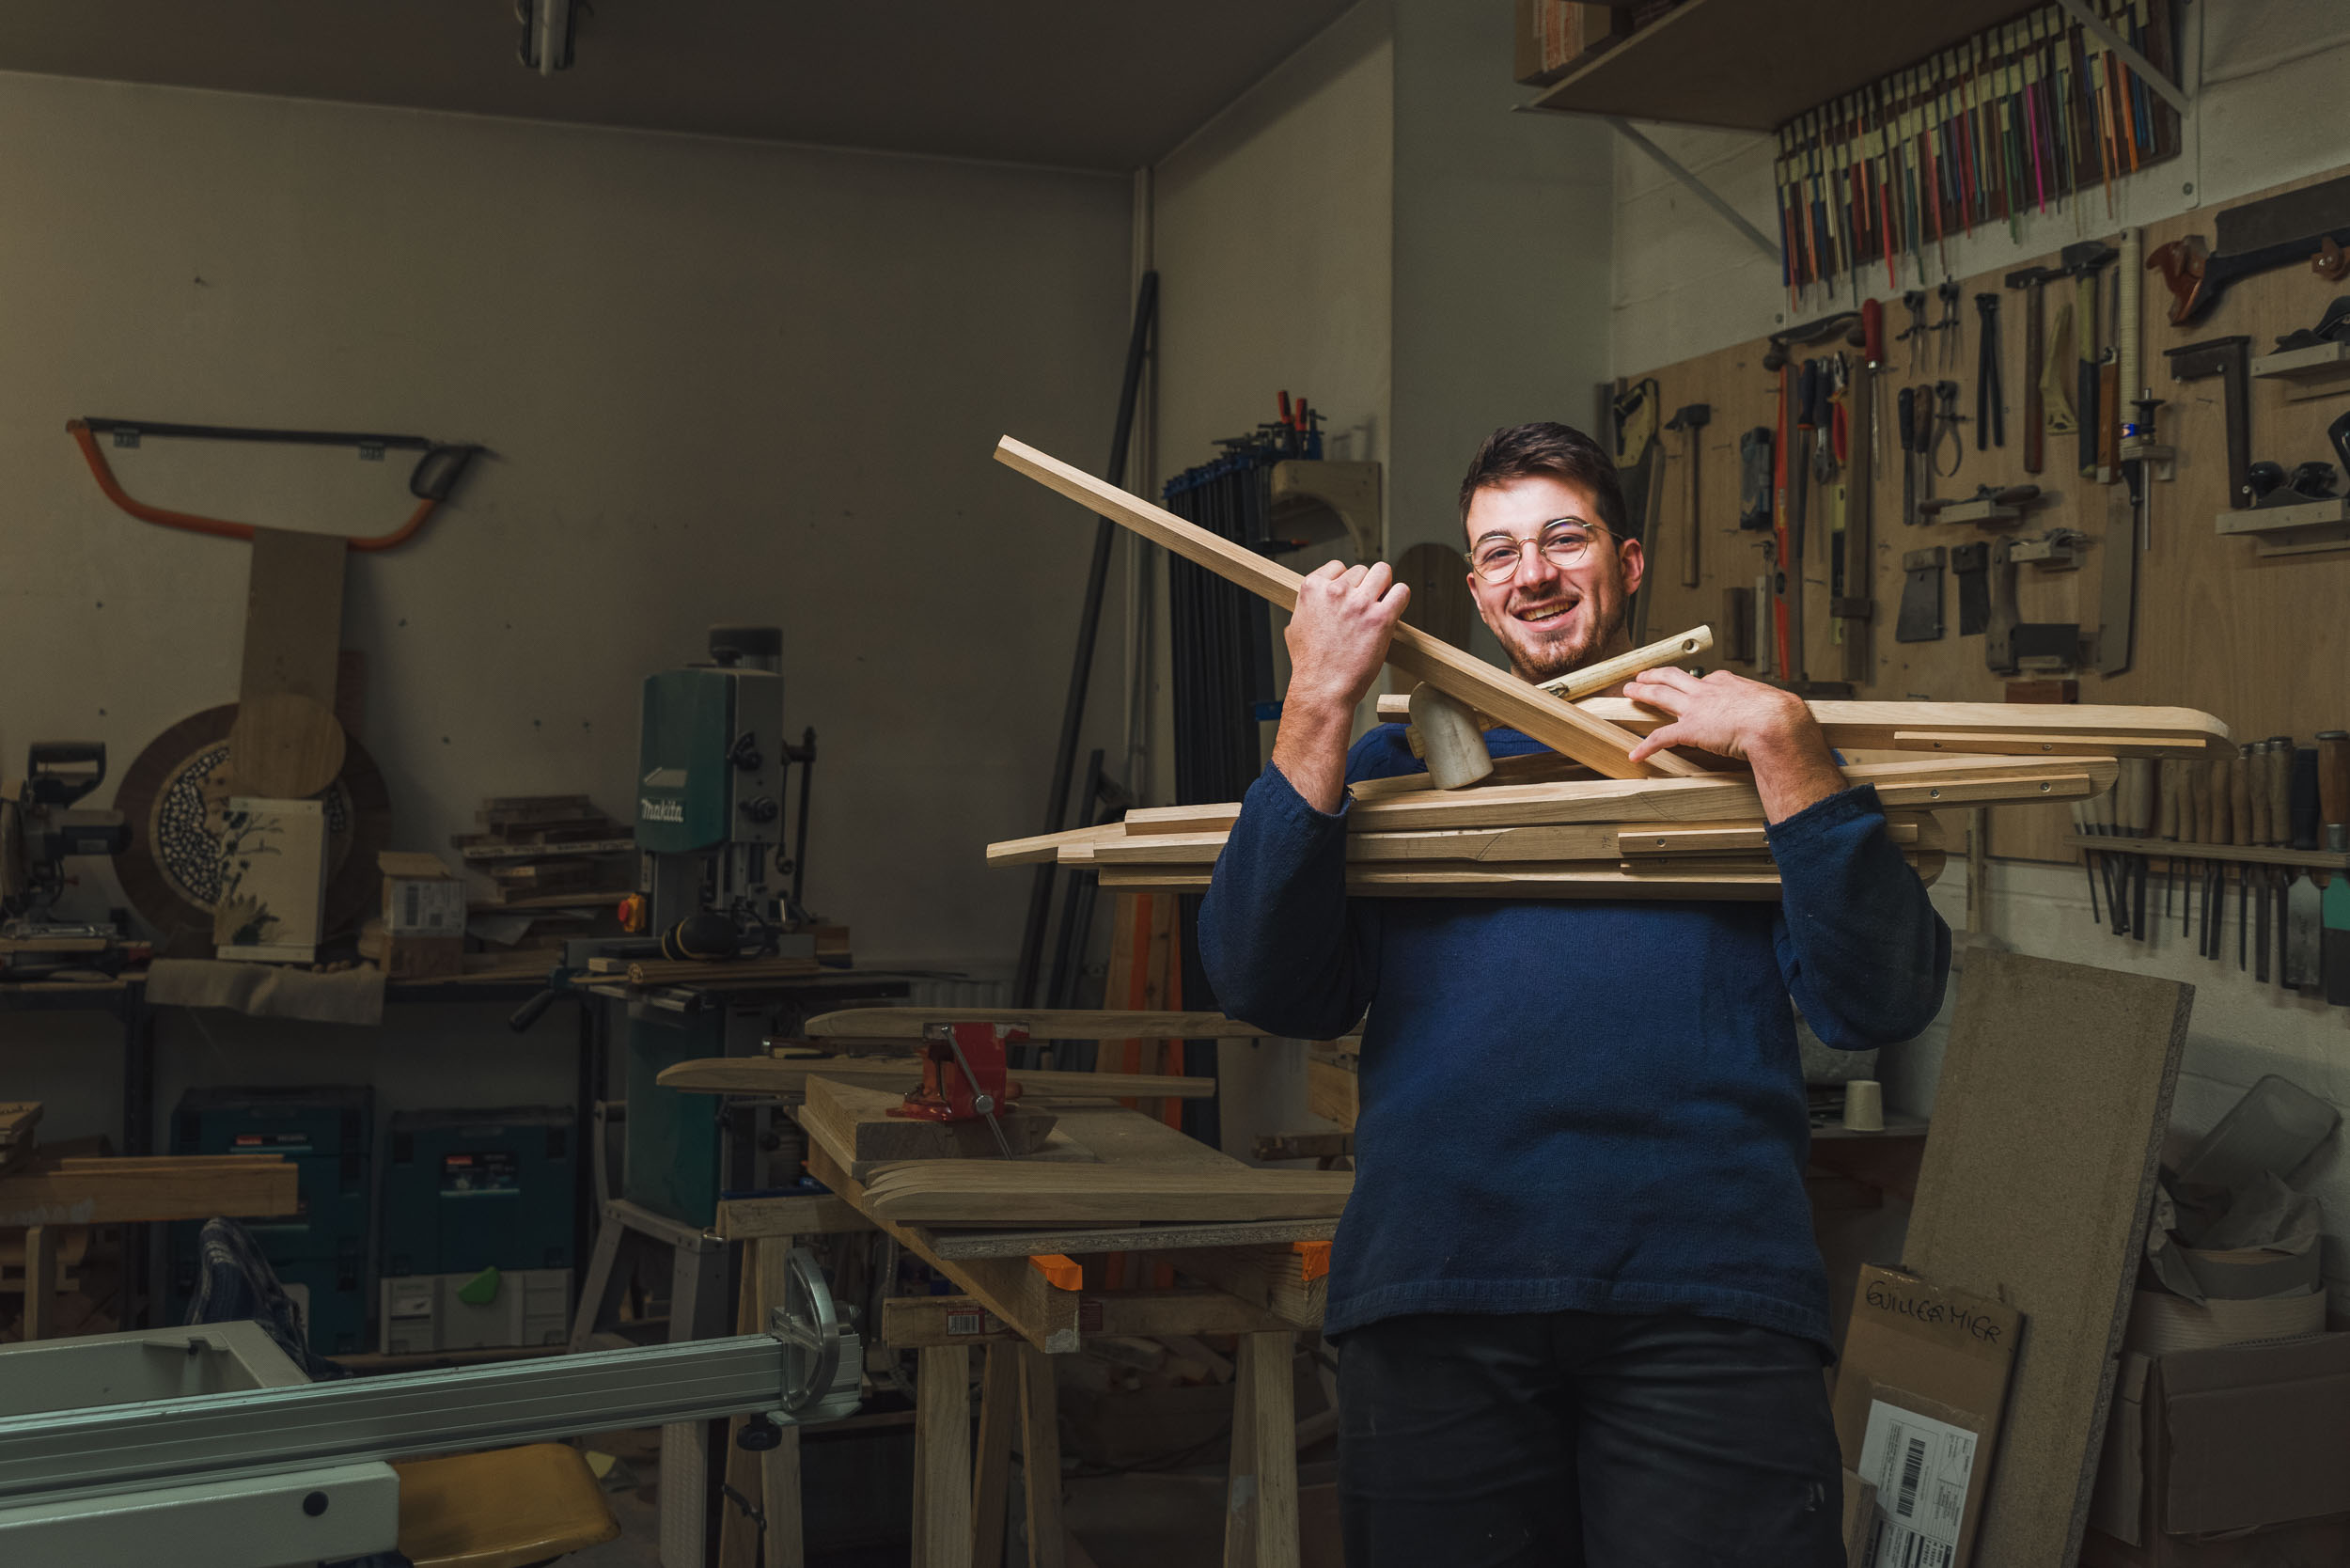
[1931,381,1968,478]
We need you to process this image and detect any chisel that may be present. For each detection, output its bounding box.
[2234,747,2252,969]
[2285,745,2323,989]
[1898,386,1919,525]
[2251,740,2276,982]
[2176,758,2201,939]
[2267,737,2295,986]
[2321,731,2350,1004]
[2156,755,2180,925]
[2205,753,2232,959]
[2120,757,2153,938]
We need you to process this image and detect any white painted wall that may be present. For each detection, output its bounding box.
[1146,1,1395,1156]
[1605,2,2350,1319]
[1391,0,1614,558]
[0,71,1135,1144]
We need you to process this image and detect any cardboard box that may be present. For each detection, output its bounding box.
[2087,1331,2350,1564]
[213,797,326,962]
[1833,1264,2022,1568]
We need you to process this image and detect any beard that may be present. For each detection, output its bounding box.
[1492,584,1630,684]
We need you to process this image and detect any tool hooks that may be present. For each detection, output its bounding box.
[67,417,483,551]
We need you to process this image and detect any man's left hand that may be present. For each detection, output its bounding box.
[1619,667,1847,822]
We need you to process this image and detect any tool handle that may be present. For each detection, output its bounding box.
[2206,755,2232,845]
[1862,298,1885,367]
[1796,360,1822,430]
[2119,759,2154,836]
[2177,761,2202,844]
[2157,759,2180,839]
[2320,731,2350,850]
[2291,746,2322,851]
[2247,746,2272,845]
[2267,738,2295,847]
[2230,751,2253,847]
[1897,387,1917,452]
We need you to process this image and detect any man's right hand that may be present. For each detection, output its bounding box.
[1270,560,1409,812]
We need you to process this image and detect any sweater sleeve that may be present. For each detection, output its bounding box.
[1764,783,1951,1048]
[1194,761,1379,1041]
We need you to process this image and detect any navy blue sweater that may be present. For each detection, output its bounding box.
[1197,724,1950,1351]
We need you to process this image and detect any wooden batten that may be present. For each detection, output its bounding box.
[995,434,1706,781]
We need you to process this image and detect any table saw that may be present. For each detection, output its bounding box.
[0,1247,859,1567]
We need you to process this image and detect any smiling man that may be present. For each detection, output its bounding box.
[1198,422,1951,1568]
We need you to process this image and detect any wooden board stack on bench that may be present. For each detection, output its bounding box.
[454,793,634,908]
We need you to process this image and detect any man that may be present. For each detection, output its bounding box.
[1197,422,1950,1567]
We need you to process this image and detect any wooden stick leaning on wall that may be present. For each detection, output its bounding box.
[993,435,1707,782]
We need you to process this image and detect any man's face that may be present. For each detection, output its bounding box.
[1464,473,1643,683]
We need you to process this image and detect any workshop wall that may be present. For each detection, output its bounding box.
[0,71,1136,1137]
[1148,1,1394,1157]
[1610,0,2350,371]
[1598,11,2350,1318]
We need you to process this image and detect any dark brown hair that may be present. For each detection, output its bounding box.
[1457,422,1627,537]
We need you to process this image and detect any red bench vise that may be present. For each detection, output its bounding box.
[887,1021,1027,1124]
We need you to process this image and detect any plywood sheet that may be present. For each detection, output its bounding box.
[1903,949,2192,1568]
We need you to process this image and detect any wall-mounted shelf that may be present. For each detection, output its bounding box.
[2249,340,2350,403]
[1269,460,1381,563]
[2063,834,2350,873]
[2216,496,2350,557]
[1527,0,2044,131]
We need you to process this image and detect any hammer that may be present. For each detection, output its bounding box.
[2060,240,2119,479]
[2001,264,2063,475]
[1665,403,1711,588]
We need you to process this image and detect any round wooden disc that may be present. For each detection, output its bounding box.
[226,692,347,799]
[112,704,390,944]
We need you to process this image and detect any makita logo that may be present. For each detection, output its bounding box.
[639,798,684,823]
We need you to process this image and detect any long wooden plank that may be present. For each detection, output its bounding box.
[854,1164,1354,1228]
[995,435,1702,781]
[801,1008,1291,1043]
[657,1057,1218,1100]
[1371,694,2232,757]
[1099,850,1947,902]
[714,1193,873,1241]
[1107,755,2111,838]
[923,1216,1337,1261]
[1899,950,2192,1568]
[984,823,1128,868]
[916,1346,974,1568]
[807,1142,1083,1356]
[1104,817,1925,866]
[0,1155,297,1228]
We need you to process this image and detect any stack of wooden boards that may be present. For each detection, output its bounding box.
[992,703,2231,900]
[793,1075,1351,1230]
[987,436,2232,899]
[455,793,634,908]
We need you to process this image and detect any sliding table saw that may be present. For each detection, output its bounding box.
[0,1247,859,1566]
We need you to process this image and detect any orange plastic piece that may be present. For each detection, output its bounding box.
[616,894,647,933]
[68,419,444,552]
[1028,1254,1082,1292]
[1292,1241,1332,1284]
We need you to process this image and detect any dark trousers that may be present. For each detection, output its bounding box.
[1335,1309,1844,1568]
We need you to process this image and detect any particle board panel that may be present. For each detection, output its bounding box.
[1901,949,2192,1568]
[1621,166,2350,864]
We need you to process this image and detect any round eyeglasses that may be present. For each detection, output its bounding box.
[1469,519,1612,583]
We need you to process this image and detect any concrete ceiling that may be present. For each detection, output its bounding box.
[0,0,1357,171]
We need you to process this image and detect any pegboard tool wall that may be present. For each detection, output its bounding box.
[1626,167,2350,863]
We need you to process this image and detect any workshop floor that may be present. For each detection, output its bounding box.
[563,1433,1340,1568]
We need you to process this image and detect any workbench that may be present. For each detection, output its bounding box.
[702,1100,1332,1568]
